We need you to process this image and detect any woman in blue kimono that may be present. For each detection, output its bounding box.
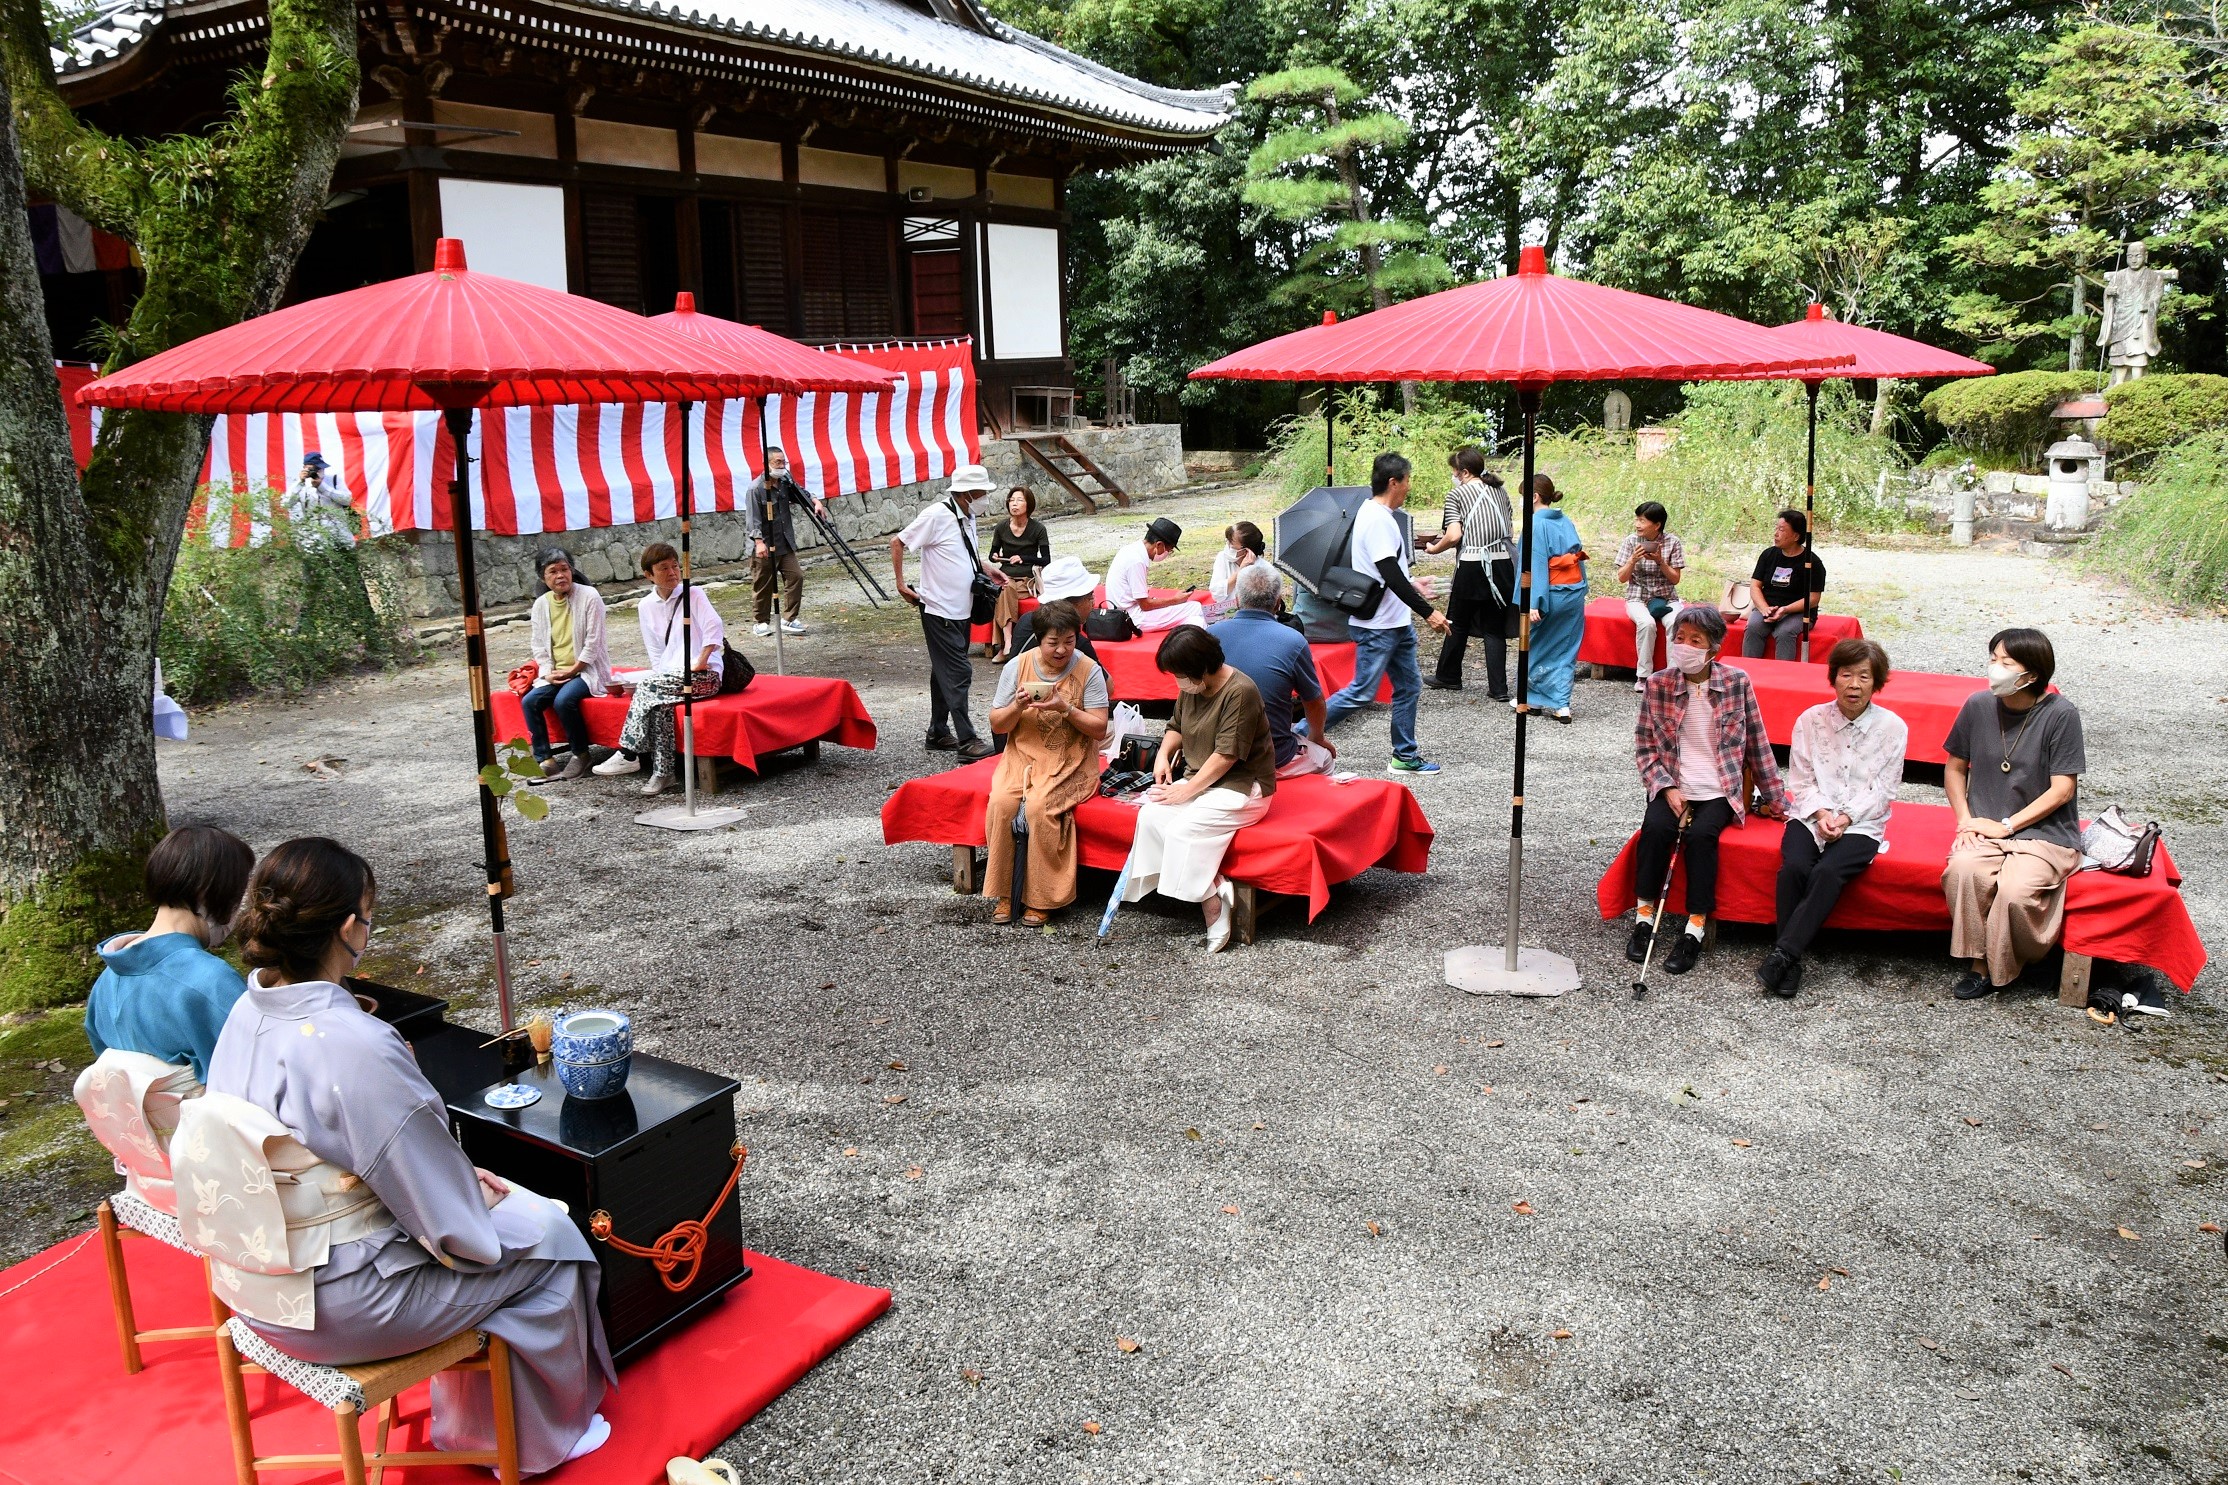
[85,825,254,1081]
[1523,474,1589,722]
[206,838,615,1475]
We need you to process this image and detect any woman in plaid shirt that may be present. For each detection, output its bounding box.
[1625,603,1789,976]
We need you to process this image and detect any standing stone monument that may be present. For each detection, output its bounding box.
[2099,241,2176,386]
[1602,389,1632,435]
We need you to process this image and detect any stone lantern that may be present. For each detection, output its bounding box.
[2044,434,2100,531]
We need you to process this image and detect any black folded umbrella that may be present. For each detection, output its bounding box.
[1272,485,1414,603]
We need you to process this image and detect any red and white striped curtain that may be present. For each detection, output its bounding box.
[61,338,980,547]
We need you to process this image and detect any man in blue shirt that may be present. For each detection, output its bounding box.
[1210,563,1334,777]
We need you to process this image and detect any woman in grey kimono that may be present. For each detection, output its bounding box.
[206,838,615,1474]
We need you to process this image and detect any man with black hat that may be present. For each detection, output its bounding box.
[1104,516,1208,633]
[745,445,826,637]
[284,451,356,550]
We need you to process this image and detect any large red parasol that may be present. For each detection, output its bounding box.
[80,241,836,1027]
[632,294,895,828]
[1191,246,1854,997]
[1756,304,1993,655]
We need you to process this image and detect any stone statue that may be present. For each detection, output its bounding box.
[1602,389,1631,435]
[2099,241,2176,385]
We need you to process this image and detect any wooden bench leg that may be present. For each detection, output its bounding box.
[802,739,822,761]
[97,1200,142,1375]
[2059,950,2093,1008]
[693,753,719,797]
[1702,917,1718,950]
[214,1310,260,1485]
[1232,884,1258,946]
[334,1403,370,1485]
[489,1337,522,1485]
[952,845,979,894]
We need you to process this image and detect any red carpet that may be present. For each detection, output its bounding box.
[0,1231,889,1485]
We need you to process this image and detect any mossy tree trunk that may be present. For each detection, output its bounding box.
[0,0,357,1010]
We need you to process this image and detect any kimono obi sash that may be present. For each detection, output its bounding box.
[73,1049,204,1216]
[171,1091,398,1330]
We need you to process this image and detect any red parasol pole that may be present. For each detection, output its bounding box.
[440,402,516,1032]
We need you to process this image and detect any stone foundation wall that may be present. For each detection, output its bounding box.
[376,425,1188,618]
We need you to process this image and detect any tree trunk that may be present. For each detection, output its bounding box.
[2068,271,2089,372]
[1871,377,1896,436]
[0,0,358,1011]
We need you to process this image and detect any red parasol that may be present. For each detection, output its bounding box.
[630,295,895,829]
[1754,304,1993,655]
[79,241,828,1028]
[647,293,896,395]
[1192,247,1854,997]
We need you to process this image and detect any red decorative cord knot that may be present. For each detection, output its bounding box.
[588,1144,747,1293]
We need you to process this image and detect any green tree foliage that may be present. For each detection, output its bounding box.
[2099,372,2228,466]
[1241,66,1448,317]
[1947,23,2227,369]
[1920,370,2095,463]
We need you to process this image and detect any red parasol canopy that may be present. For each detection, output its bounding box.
[1190,247,1851,386]
[647,293,896,394]
[1765,303,1993,384]
[78,240,794,414]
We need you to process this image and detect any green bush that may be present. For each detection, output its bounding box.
[160,502,415,702]
[2100,374,2228,468]
[1919,371,2094,466]
[2084,432,2228,610]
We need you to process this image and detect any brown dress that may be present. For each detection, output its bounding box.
[983,649,1103,910]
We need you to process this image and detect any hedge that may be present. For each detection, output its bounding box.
[2100,374,2228,468]
[1919,371,2094,466]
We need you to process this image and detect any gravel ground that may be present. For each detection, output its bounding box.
[11,485,2225,1483]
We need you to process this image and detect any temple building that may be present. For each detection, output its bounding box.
[46,0,1232,432]
[43,0,1232,613]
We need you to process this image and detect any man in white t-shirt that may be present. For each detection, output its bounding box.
[1103,517,1207,633]
[892,463,1005,761]
[1319,453,1452,776]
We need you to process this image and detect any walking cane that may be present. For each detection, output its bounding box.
[1007,808,1029,924]
[1630,809,1693,1000]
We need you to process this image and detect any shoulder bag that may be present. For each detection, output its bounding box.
[952,503,1002,626]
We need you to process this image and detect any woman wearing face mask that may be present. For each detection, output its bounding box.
[1625,603,1788,976]
[206,837,615,1474]
[1759,639,1906,999]
[1940,628,2085,1001]
[84,825,256,1082]
[1124,626,1277,953]
[983,600,1109,927]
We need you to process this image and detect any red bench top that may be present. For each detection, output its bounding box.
[1579,596,1862,671]
[882,756,1434,919]
[491,671,877,772]
[1721,657,2028,767]
[1594,800,2206,990]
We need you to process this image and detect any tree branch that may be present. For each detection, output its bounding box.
[0,0,141,236]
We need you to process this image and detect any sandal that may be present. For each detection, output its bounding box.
[990,899,1013,926]
[1021,908,1049,928]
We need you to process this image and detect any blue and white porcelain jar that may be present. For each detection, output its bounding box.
[550,1009,633,1101]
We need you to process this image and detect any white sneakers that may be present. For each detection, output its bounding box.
[752,622,773,637]
[641,771,675,797]
[592,752,640,776]
[783,618,807,635]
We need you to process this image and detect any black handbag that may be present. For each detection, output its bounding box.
[950,502,1002,625]
[717,641,755,695]
[1084,605,1137,642]
[1319,563,1386,618]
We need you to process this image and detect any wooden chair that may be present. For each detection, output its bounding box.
[96,1190,228,1373]
[213,1314,521,1485]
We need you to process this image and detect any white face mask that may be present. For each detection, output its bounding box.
[1987,662,2027,698]
[1668,642,1709,677]
[1176,678,1203,695]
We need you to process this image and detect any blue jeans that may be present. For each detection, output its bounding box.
[1525,585,1586,709]
[1325,623,1423,761]
[521,676,592,759]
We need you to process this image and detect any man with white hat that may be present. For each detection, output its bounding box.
[1014,555,1103,659]
[892,464,1006,761]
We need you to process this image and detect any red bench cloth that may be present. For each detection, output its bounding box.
[968,585,1179,645]
[881,756,1434,919]
[1092,637,1390,705]
[492,671,877,773]
[1577,596,1863,671]
[1720,656,2013,767]
[1593,800,2207,990]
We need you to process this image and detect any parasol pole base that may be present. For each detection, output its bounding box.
[1444,944,1581,998]
[634,802,753,831]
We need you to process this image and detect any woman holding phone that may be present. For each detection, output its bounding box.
[983,600,1109,926]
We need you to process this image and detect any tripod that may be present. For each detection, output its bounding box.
[793,495,891,607]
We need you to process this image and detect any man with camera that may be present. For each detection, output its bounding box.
[745,445,826,637]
